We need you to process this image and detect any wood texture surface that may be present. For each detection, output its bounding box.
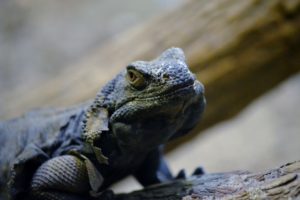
[114,161,300,200]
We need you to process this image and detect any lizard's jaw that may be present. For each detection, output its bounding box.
[110,80,205,151]
[110,79,204,123]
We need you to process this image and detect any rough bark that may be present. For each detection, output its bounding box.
[113,161,300,200]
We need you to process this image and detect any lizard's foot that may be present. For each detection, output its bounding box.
[175,166,205,180]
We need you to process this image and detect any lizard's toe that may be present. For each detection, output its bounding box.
[175,169,187,179]
[192,166,205,176]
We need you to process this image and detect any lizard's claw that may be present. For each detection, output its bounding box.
[175,166,205,180]
[192,166,205,176]
[175,169,187,179]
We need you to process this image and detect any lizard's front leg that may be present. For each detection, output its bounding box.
[29,155,99,200]
[134,147,204,186]
[134,147,173,186]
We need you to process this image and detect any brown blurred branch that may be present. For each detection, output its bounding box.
[114,161,300,200]
[2,0,300,135]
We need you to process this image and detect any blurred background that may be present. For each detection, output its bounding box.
[0,0,299,194]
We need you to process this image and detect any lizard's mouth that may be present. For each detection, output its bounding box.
[112,80,204,121]
[135,80,202,101]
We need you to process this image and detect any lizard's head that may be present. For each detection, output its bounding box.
[97,48,205,151]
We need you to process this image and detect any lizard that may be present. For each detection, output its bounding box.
[0,47,206,200]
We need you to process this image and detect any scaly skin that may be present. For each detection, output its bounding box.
[0,48,205,200]
[30,155,90,200]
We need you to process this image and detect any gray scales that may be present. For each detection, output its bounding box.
[0,48,206,200]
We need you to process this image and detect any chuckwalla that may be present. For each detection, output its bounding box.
[0,48,206,200]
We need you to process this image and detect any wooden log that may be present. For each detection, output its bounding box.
[1,0,300,137]
[113,161,300,200]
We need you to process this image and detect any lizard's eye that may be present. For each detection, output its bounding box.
[126,69,146,89]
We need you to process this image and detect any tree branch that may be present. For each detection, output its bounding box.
[1,0,300,127]
[113,161,300,200]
